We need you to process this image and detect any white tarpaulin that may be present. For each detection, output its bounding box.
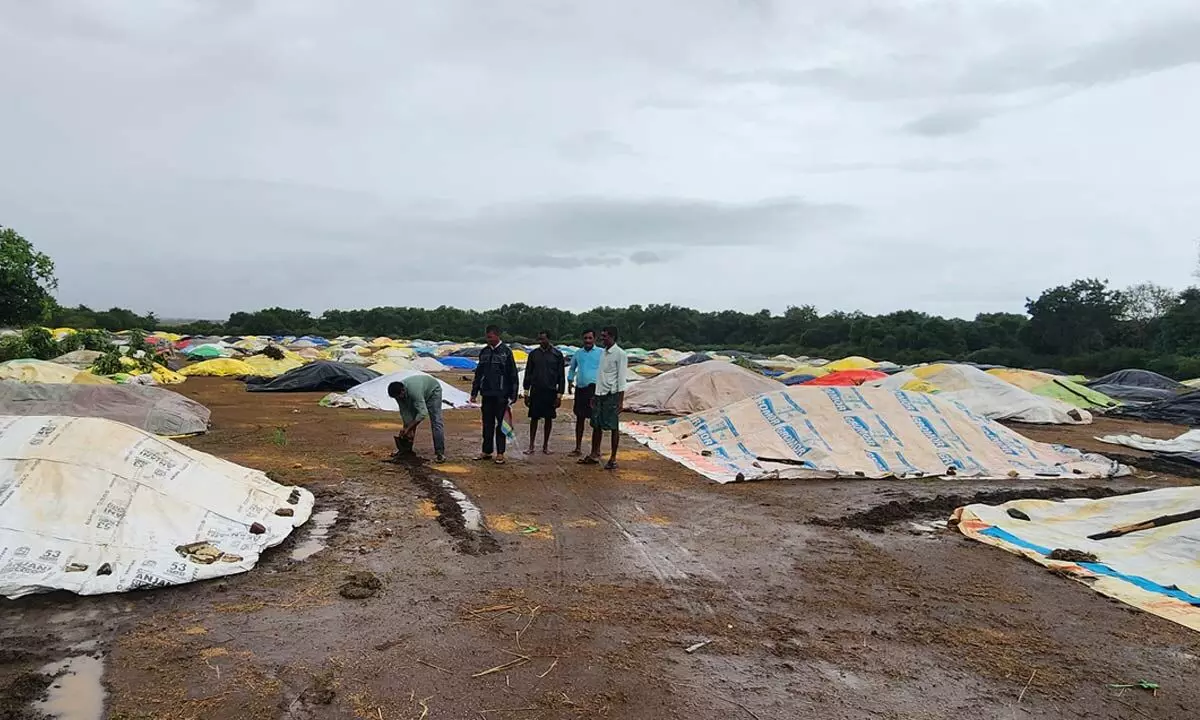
[623,387,1124,483]
[954,487,1200,633]
[868,364,1092,425]
[0,415,315,598]
[1097,429,1200,453]
[321,371,473,411]
[624,363,781,415]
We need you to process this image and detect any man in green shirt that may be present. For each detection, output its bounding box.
[388,375,446,463]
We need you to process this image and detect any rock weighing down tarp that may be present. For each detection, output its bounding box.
[321,370,474,410]
[0,381,211,436]
[624,363,782,415]
[953,487,1200,633]
[623,387,1124,483]
[0,415,315,598]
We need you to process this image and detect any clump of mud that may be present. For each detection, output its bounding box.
[339,571,382,600]
[811,486,1148,532]
[0,671,53,720]
[1048,548,1098,563]
[300,668,337,705]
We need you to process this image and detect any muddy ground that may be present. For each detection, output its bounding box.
[2,376,1198,719]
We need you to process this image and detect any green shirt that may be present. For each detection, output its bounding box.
[398,374,442,426]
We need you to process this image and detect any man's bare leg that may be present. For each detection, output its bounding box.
[542,418,553,453]
[570,416,585,456]
[526,418,538,454]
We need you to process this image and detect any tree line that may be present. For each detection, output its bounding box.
[4,224,1200,377]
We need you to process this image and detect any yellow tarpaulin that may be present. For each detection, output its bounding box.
[179,359,257,377]
[242,355,305,378]
[0,360,114,385]
[824,356,877,372]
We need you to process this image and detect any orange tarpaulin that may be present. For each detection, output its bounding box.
[802,369,888,386]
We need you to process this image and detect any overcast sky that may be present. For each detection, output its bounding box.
[1,1,1198,320]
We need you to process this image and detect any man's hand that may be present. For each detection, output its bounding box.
[470,394,477,404]
[554,394,562,408]
[568,383,575,395]
[401,426,416,440]
[590,396,597,409]
[524,395,531,408]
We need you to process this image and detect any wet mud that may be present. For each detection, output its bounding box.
[809,485,1151,532]
[394,456,500,555]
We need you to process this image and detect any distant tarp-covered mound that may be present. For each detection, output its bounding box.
[623,363,782,416]
[246,362,379,392]
[623,387,1123,484]
[1086,369,1186,404]
[1112,391,1200,425]
[322,371,474,411]
[0,382,210,436]
[0,359,114,385]
[985,368,1119,411]
[870,364,1092,425]
[954,487,1200,633]
[0,415,314,598]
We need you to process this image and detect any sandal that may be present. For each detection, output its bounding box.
[604,460,618,471]
[494,455,507,465]
[578,456,599,465]
[567,449,582,457]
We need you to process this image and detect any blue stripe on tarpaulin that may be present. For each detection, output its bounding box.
[978,526,1200,606]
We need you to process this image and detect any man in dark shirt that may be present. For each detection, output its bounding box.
[522,329,565,455]
[470,324,520,464]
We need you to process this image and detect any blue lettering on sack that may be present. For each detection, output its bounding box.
[875,416,903,447]
[866,451,890,472]
[775,424,810,458]
[736,442,753,458]
[846,388,873,410]
[935,418,970,451]
[892,451,920,475]
[913,416,951,449]
[691,418,718,447]
[781,393,807,415]
[844,416,880,448]
[895,391,919,414]
[824,388,850,412]
[720,411,740,438]
[981,425,1021,457]
[757,396,784,427]
[938,452,965,470]
[802,420,833,452]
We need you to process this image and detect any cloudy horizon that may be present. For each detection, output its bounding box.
[1,0,1197,321]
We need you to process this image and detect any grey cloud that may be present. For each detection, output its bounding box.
[802,158,996,174]
[450,196,858,251]
[629,250,666,265]
[901,108,994,137]
[555,131,637,162]
[521,255,623,269]
[1048,18,1200,87]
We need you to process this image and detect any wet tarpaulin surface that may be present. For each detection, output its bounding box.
[245,361,379,392]
[623,386,1125,483]
[0,381,211,436]
[0,415,314,598]
[1112,390,1200,425]
[954,487,1200,633]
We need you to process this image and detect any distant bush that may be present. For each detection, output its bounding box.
[90,350,124,376]
[0,336,32,363]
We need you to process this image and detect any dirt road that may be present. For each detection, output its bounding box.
[2,377,1197,719]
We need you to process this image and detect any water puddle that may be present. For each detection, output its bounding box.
[290,510,339,561]
[35,655,106,720]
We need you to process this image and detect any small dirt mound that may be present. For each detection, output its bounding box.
[810,486,1149,532]
[0,671,53,720]
[339,571,382,600]
[1047,548,1098,563]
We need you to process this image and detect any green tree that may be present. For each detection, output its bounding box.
[0,226,57,326]
[1022,279,1126,355]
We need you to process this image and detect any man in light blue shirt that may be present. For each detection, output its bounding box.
[566,329,603,457]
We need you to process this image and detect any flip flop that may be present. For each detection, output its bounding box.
[604,460,618,471]
[494,456,507,465]
[578,456,599,465]
[567,450,582,457]
[542,449,553,455]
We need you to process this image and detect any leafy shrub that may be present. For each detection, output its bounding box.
[56,332,84,354]
[78,329,113,351]
[90,350,124,376]
[21,326,58,360]
[262,345,285,360]
[0,336,33,362]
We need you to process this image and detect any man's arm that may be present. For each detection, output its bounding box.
[506,348,519,402]
[567,353,578,392]
[555,352,566,395]
[615,350,629,394]
[522,352,533,391]
[470,353,483,399]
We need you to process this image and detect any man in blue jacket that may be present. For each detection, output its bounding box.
[470,324,519,464]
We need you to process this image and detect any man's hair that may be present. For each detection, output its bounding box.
[387,381,405,398]
[485,324,501,335]
[602,325,619,340]
[538,329,551,340]
[581,329,595,337]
